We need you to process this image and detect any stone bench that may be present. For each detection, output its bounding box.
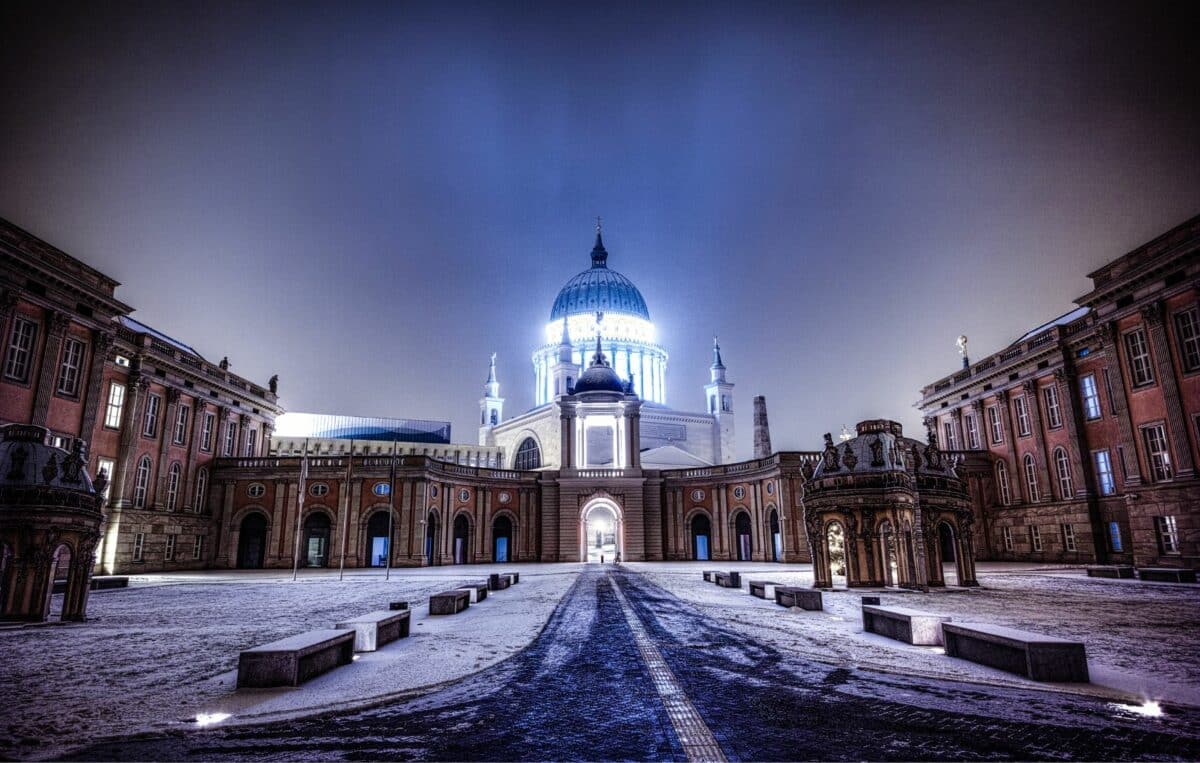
[702,570,718,583]
[335,609,411,652]
[1086,565,1135,579]
[389,601,409,611]
[774,587,823,611]
[458,582,489,603]
[488,573,511,591]
[1138,567,1197,583]
[748,580,783,599]
[862,605,951,645]
[942,622,1089,682]
[430,589,470,615]
[714,572,741,588]
[505,572,520,584]
[237,629,355,688]
[52,575,130,595]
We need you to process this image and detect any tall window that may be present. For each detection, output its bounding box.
[132,532,145,562]
[1108,521,1123,552]
[964,413,980,449]
[1175,307,1200,372]
[104,383,126,429]
[1053,447,1073,499]
[1014,395,1031,436]
[1023,453,1039,502]
[515,437,541,470]
[195,467,209,513]
[1093,450,1116,495]
[246,428,258,457]
[1044,385,1062,429]
[1061,524,1077,552]
[1124,329,1154,387]
[200,412,214,451]
[1030,524,1043,552]
[193,535,204,560]
[987,404,1004,443]
[1156,516,1179,554]
[143,393,161,437]
[56,338,85,396]
[1002,526,1013,552]
[133,456,152,508]
[1079,374,1101,420]
[97,457,116,503]
[165,534,177,562]
[996,462,1012,505]
[166,462,182,510]
[3,317,38,382]
[173,405,189,444]
[943,421,958,450]
[224,421,237,457]
[1141,424,1172,481]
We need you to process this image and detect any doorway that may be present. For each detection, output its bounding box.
[453,514,470,564]
[237,513,268,569]
[690,513,711,561]
[493,515,513,562]
[581,500,621,562]
[303,513,331,567]
[734,511,752,561]
[365,511,390,567]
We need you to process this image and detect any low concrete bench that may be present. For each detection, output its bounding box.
[430,589,470,615]
[389,601,409,611]
[1086,565,1135,579]
[748,580,783,599]
[774,587,823,611]
[505,572,520,584]
[942,622,1088,682]
[458,582,489,603]
[702,570,718,582]
[488,573,511,591]
[714,572,741,588]
[1138,567,1197,583]
[237,629,355,688]
[52,575,130,595]
[335,609,411,652]
[862,605,951,645]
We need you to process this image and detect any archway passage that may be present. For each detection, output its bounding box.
[690,513,711,561]
[879,521,900,587]
[734,511,752,561]
[493,515,513,562]
[938,522,957,563]
[303,513,331,567]
[48,544,71,621]
[365,512,390,567]
[826,521,847,582]
[237,513,268,569]
[583,503,619,563]
[453,514,470,565]
[425,512,440,566]
[769,509,781,562]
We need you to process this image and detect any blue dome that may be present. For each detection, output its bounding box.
[549,232,650,321]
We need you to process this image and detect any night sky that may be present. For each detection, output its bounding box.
[2,1,1197,453]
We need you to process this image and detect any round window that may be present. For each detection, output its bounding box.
[309,482,329,497]
[498,491,511,505]
[733,486,746,500]
[247,483,265,498]
[373,482,390,497]
[429,485,439,497]
[459,488,470,502]
[691,488,705,502]
[766,482,775,495]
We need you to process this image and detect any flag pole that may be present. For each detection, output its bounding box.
[291,437,310,582]
[338,442,353,581]
[385,438,398,580]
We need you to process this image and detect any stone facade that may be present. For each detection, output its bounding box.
[918,214,1200,569]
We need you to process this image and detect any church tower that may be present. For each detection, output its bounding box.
[479,353,505,445]
[704,337,736,463]
[547,318,580,399]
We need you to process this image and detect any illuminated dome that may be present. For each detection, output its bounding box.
[550,234,650,321]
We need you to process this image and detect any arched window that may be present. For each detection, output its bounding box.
[996,461,1011,506]
[514,437,541,470]
[1023,453,1039,502]
[195,467,209,513]
[1054,447,1074,499]
[133,456,152,508]
[490,409,498,426]
[166,462,182,511]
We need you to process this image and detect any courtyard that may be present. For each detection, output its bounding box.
[3,562,1198,760]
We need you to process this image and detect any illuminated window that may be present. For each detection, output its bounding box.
[1093,450,1115,495]
[104,383,126,429]
[1079,374,1101,420]
[1141,424,1172,482]
[1108,521,1123,552]
[1157,516,1179,554]
[97,457,116,502]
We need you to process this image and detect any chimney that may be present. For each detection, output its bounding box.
[753,395,772,459]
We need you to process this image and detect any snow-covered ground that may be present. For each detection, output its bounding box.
[630,561,1200,706]
[0,564,577,761]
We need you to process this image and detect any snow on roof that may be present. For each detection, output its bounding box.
[1015,306,1090,343]
[118,316,205,359]
[639,445,713,469]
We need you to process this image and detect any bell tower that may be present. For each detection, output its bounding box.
[548,318,580,399]
[479,353,505,445]
[704,336,735,463]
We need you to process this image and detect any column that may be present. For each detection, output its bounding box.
[1022,379,1052,501]
[1141,302,1196,478]
[950,408,966,451]
[1095,322,1145,484]
[79,330,114,446]
[31,311,70,427]
[153,388,181,509]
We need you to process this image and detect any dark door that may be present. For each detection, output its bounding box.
[237,514,268,569]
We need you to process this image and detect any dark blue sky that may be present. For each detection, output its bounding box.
[2,1,1197,453]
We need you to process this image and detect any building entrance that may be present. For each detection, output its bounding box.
[580,499,622,562]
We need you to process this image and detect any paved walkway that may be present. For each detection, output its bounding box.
[67,568,1200,761]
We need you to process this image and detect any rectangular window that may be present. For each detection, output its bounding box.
[56,337,85,396]
[987,404,1003,443]
[1002,526,1013,552]
[1175,307,1200,372]
[1124,329,1155,387]
[1109,521,1123,552]
[104,383,126,429]
[1030,524,1043,552]
[246,428,258,457]
[97,457,116,502]
[200,412,214,452]
[965,413,980,449]
[165,534,176,562]
[1142,424,1173,482]
[942,421,958,450]
[1014,395,1031,436]
[1093,450,1116,495]
[4,317,38,381]
[1062,524,1077,552]
[1080,374,1101,420]
[143,393,161,437]
[192,535,204,560]
[224,421,237,456]
[173,405,189,444]
[1157,516,1179,554]
[132,532,145,562]
[1043,385,1062,429]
